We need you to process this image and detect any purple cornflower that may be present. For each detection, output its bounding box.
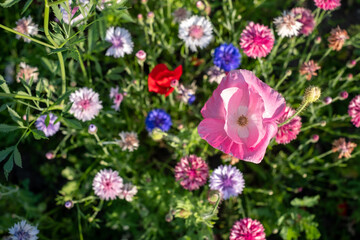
[213,43,241,72]
[8,220,39,240]
[105,27,133,58]
[209,165,245,200]
[35,113,60,137]
[145,109,172,132]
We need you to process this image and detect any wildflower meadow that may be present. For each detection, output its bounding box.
[1,0,360,239]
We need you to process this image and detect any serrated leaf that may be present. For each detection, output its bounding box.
[21,0,33,14]
[0,75,10,93]
[0,147,14,163]
[63,118,82,130]
[31,129,48,140]
[7,106,23,127]
[4,156,14,180]
[291,195,320,208]
[0,0,21,8]
[13,147,22,168]
[0,124,20,132]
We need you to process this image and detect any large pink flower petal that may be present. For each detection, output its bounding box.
[198,118,228,148]
[246,89,266,147]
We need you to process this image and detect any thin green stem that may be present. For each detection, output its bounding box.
[0,92,52,104]
[89,199,104,223]
[0,24,55,49]
[278,101,309,127]
[318,48,331,64]
[303,150,333,166]
[76,205,84,240]
[48,0,67,6]
[76,49,88,79]
[93,133,110,156]
[258,58,268,82]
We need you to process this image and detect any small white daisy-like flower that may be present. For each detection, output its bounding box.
[8,220,39,240]
[14,16,38,43]
[16,62,39,83]
[273,12,303,38]
[60,0,90,25]
[69,87,103,122]
[178,16,213,52]
[118,183,138,202]
[105,27,134,58]
[117,131,139,152]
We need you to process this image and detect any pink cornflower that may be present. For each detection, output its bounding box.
[240,22,274,59]
[174,155,209,190]
[291,7,315,36]
[299,60,321,80]
[332,138,357,159]
[109,86,124,111]
[14,16,38,43]
[136,50,147,61]
[92,169,123,200]
[118,183,138,202]
[274,12,303,37]
[198,70,286,163]
[69,87,103,121]
[230,218,266,240]
[276,106,302,144]
[328,26,349,51]
[16,62,39,83]
[314,0,341,10]
[339,91,348,100]
[348,95,360,128]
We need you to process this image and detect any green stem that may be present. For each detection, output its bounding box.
[318,48,331,64]
[303,150,333,166]
[76,205,84,240]
[48,0,67,6]
[0,92,52,104]
[89,199,104,223]
[0,24,55,49]
[76,49,88,80]
[258,58,268,82]
[274,71,290,90]
[278,101,309,127]
[93,132,110,156]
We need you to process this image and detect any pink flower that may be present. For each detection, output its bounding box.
[109,86,124,111]
[174,155,209,190]
[135,50,147,61]
[291,7,315,36]
[276,106,302,144]
[314,0,341,10]
[348,95,360,128]
[230,218,266,240]
[92,169,123,201]
[198,70,286,163]
[240,22,274,59]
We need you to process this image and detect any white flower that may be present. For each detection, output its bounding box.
[117,131,139,152]
[178,16,213,52]
[105,27,134,58]
[69,87,103,122]
[274,12,303,38]
[60,0,90,25]
[16,62,39,83]
[118,183,138,202]
[14,16,38,43]
[9,220,39,240]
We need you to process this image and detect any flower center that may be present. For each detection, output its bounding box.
[189,25,204,39]
[223,178,233,187]
[79,99,91,110]
[237,115,248,126]
[112,37,124,48]
[15,229,31,240]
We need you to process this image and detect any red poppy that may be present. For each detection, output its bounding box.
[148,64,182,96]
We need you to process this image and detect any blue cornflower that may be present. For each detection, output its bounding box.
[188,94,196,105]
[145,109,172,132]
[213,43,241,72]
[209,165,245,200]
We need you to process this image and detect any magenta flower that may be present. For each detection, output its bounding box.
[230,218,266,240]
[198,70,286,163]
[174,155,209,190]
[276,106,302,144]
[314,0,341,10]
[109,86,124,111]
[348,95,360,128]
[240,22,274,59]
[92,169,123,201]
[291,7,315,36]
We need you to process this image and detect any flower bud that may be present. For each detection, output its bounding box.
[150,128,166,141]
[285,70,292,77]
[311,134,319,143]
[46,152,55,160]
[323,96,332,105]
[320,120,326,127]
[88,124,97,134]
[304,86,321,103]
[165,213,173,222]
[339,91,348,100]
[176,209,192,219]
[315,36,321,44]
[136,50,147,62]
[137,14,143,22]
[196,1,205,10]
[347,73,353,80]
[65,200,74,209]
[207,190,222,204]
[141,0,147,3]
[346,60,356,68]
[170,79,179,88]
[147,11,154,19]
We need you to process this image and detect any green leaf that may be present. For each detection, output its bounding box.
[54,90,73,106]
[13,147,22,168]
[0,75,10,93]
[63,118,82,130]
[31,129,48,140]
[21,0,33,14]
[0,147,14,163]
[291,195,320,208]
[45,113,50,127]
[0,104,8,112]
[0,0,21,8]
[0,124,20,132]
[3,156,14,180]
[7,106,24,127]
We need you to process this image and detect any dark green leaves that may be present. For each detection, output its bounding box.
[0,146,22,179]
[0,0,21,8]
[63,118,83,129]
[0,124,20,132]
[290,195,320,208]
